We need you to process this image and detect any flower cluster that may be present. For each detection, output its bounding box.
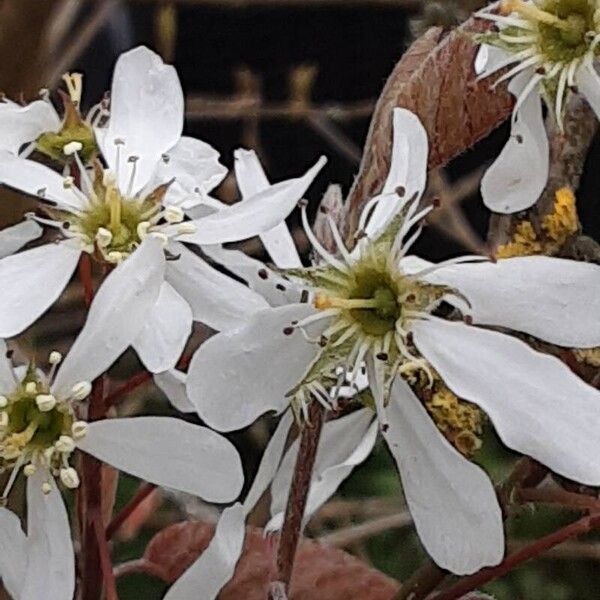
[1,22,600,600]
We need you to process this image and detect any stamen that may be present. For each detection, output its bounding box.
[502,0,580,32]
[62,73,83,105]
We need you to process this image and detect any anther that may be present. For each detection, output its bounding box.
[515,134,524,144]
[49,351,62,365]
[36,394,57,412]
[107,251,123,263]
[283,327,294,336]
[41,482,52,495]
[319,335,328,347]
[96,227,113,248]
[25,382,37,395]
[432,197,441,208]
[396,185,406,197]
[463,315,474,325]
[71,381,92,401]
[376,352,389,361]
[71,421,89,439]
[0,412,8,428]
[276,283,286,291]
[258,269,268,280]
[60,468,80,489]
[0,396,7,409]
[137,221,150,239]
[127,155,139,163]
[63,141,83,156]
[176,223,196,235]
[55,435,75,454]
[23,464,36,477]
[63,176,74,189]
[149,231,169,247]
[165,205,185,224]
[36,187,47,198]
[297,199,309,208]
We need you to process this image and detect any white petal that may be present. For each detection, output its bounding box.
[0,508,27,599]
[0,100,60,154]
[165,243,269,331]
[0,151,85,211]
[52,238,165,397]
[378,375,504,575]
[364,108,428,237]
[234,149,302,268]
[413,318,600,486]
[424,256,600,347]
[481,71,548,213]
[154,369,194,412]
[98,46,184,193]
[202,245,303,307]
[146,136,227,204]
[132,281,192,373]
[187,304,324,432]
[576,64,600,121]
[243,409,294,515]
[474,44,513,78]
[23,473,74,600]
[0,242,80,338]
[267,409,377,532]
[177,156,327,245]
[77,417,243,502]
[0,220,42,259]
[0,339,16,393]
[164,503,245,600]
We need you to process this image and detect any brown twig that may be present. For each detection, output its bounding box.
[392,559,446,600]
[106,483,157,540]
[272,402,325,596]
[431,512,600,600]
[113,558,170,581]
[94,512,119,600]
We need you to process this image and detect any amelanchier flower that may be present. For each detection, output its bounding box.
[0,238,244,600]
[186,108,600,575]
[0,46,326,371]
[475,0,600,213]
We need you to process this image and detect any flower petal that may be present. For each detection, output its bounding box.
[164,503,245,600]
[0,219,43,259]
[474,44,514,78]
[378,374,504,575]
[146,136,227,205]
[413,318,600,486]
[165,243,269,331]
[243,409,294,515]
[202,245,303,307]
[0,508,27,599]
[424,256,600,347]
[187,304,324,432]
[0,100,60,154]
[267,408,377,532]
[154,369,194,412]
[132,281,192,373]
[0,151,85,211]
[576,64,600,121]
[0,242,80,338]
[364,108,428,237]
[234,149,302,267]
[481,71,548,214]
[0,339,16,393]
[77,417,243,502]
[52,238,165,397]
[97,46,184,193]
[177,156,327,245]
[22,473,74,600]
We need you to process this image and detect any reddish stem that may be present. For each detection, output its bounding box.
[80,376,107,600]
[78,253,94,308]
[104,351,193,408]
[273,402,324,595]
[431,512,600,600]
[94,512,119,600]
[106,482,157,540]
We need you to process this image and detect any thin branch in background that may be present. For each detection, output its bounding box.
[106,482,158,540]
[94,513,120,600]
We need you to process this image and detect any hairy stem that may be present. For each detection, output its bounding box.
[272,402,325,595]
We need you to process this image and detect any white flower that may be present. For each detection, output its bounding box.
[186,108,600,575]
[0,244,243,600]
[0,46,326,372]
[475,0,600,213]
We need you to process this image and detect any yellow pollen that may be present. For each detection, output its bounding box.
[2,421,39,458]
[501,0,577,31]
[61,73,83,105]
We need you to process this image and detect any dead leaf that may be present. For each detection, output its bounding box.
[143,521,400,599]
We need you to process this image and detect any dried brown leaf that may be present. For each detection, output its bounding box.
[143,521,400,599]
[347,20,513,221]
